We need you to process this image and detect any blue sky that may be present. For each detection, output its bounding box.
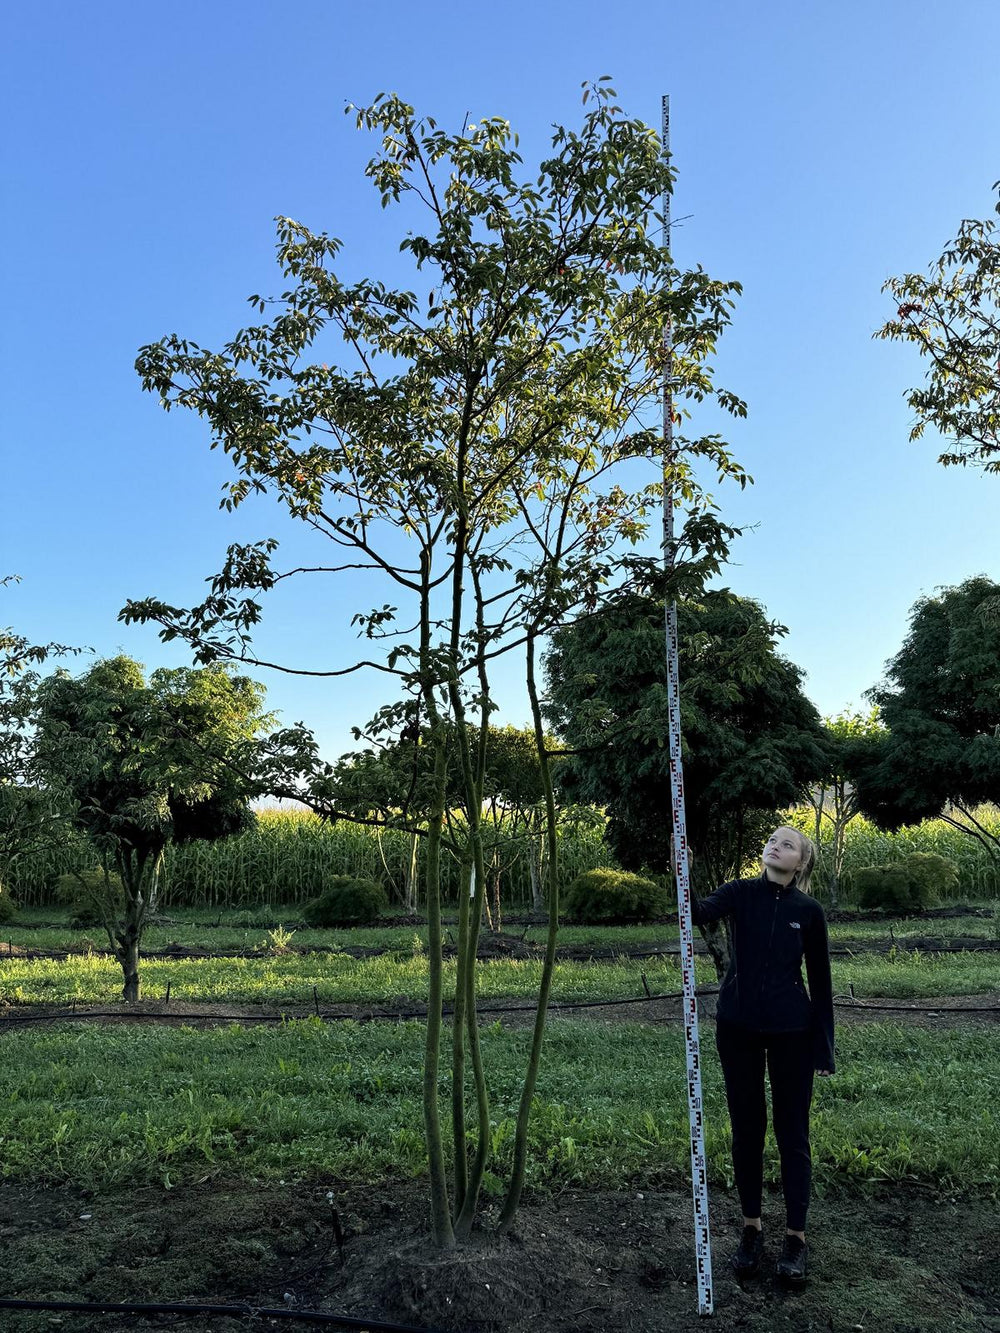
[3,0,998,760]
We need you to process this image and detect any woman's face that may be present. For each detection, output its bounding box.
[762,827,802,877]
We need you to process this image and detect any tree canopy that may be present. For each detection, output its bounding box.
[0,576,87,894]
[878,182,1000,470]
[32,656,269,998]
[544,589,829,891]
[853,576,1000,854]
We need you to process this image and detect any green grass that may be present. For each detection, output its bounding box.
[0,1019,996,1195]
[4,907,994,958]
[0,952,711,1006]
[2,946,999,1008]
[0,922,413,954]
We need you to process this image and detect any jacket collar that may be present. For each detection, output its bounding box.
[760,869,798,895]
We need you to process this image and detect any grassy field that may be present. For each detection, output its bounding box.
[3,908,998,1332]
[2,1018,997,1196]
[2,944,999,1007]
[2,904,996,956]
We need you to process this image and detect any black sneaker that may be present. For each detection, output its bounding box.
[775,1233,808,1288]
[731,1224,764,1278]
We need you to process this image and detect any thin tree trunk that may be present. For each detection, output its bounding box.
[119,932,141,1002]
[489,862,502,933]
[451,854,472,1215]
[498,631,560,1233]
[453,559,495,1240]
[115,847,150,1003]
[418,548,455,1251]
[406,831,419,913]
[528,833,543,912]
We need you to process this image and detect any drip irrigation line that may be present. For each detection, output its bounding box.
[0,1296,443,1330]
[3,986,997,1029]
[7,939,1000,964]
[0,988,716,1028]
[833,998,1000,1014]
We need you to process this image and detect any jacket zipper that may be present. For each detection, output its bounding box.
[758,885,781,1019]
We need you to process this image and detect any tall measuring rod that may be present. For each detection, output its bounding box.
[661,92,714,1318]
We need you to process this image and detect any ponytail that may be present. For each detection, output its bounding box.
[793,829,816,894]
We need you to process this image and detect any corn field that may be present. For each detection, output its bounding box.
[7,804,1000,910]
[786,807,1000,902]
[6,807,617,910]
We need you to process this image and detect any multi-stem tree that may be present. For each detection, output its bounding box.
[807,708,883,907]
[122,83,748,1245]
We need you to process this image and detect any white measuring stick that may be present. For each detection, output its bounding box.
[662,92,714,1318]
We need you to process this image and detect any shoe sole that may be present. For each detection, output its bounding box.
[731,1258,762,1280]
[775,1269,807,1290]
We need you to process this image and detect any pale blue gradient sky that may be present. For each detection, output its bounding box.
[3,0,998,757]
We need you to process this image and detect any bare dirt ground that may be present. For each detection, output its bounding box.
[0,1176,996,1332]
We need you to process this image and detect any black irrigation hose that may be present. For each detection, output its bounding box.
[0,1296,442,1330]
[0,989,711,1028]
[3,986,999,1029]
[833,998,1000,1013]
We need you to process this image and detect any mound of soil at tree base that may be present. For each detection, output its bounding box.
[0,1177,996,1332]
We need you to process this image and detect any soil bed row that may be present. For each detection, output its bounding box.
[0,1175,995,1332]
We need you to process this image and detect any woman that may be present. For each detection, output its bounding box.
[692,826,834,1289]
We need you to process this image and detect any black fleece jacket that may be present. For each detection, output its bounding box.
[692,871,836,1073]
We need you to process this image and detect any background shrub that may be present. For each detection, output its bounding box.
[856,852,957,911]
[903,851,958,903]
[55,869,124,928]
[563,868,667,924]
[302,875,388,926]
[0,883,17,924]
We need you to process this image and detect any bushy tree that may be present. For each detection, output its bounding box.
[853,576,1000,861]
[878,182,1000,470]
[545,589,828,969]
[0,576,85,896]
[33,656,268,999]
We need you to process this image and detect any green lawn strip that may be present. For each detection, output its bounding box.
[827,915,995,943]
[834,948,1000,998]
[6,907,996,956]
[0,953,705,1006]
[0,1020,995,1196]
[0,923,423,953]
[3,948,1000,1007]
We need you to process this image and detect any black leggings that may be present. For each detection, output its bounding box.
[715,1020,815,1231]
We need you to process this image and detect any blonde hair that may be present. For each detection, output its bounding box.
[775,826,816,894]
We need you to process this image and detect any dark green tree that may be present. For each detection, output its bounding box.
[33,656,268,999]
[0,577,86,902]
[877,182,1000,470]
[545,589,828,968]
[853,576,1000,861]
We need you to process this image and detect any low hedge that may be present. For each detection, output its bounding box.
[562,867,667,924]
[302,876,388,927]
[856,852,958,912]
